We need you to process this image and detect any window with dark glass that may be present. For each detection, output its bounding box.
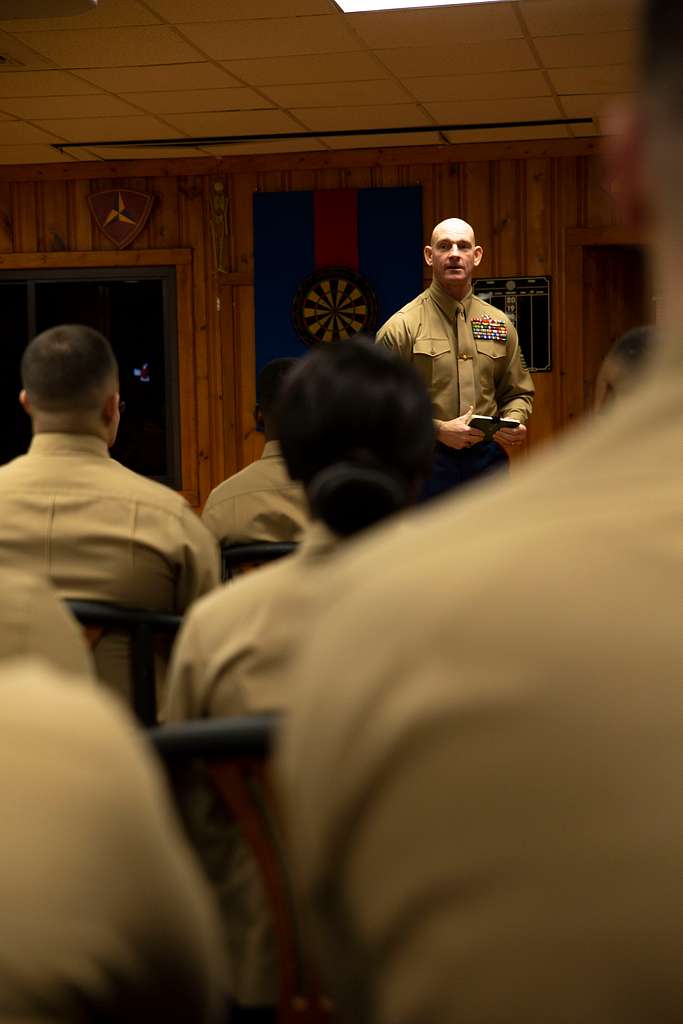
[0,267,180,488]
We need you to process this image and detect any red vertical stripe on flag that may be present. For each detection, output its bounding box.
[314,189,358,270]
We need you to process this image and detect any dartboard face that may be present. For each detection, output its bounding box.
[292,267,378,346]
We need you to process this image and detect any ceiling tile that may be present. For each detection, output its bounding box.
[0,93,141,119]
[262,79,407,108]
[31,114,183,143]
[425,95,561,126]
[0,1,159,32]
[125,87,272,114]
[293,103,431,132]
[560,92,629,128]
[377,38,537,78]
[348,3,521,49]
[85,144,208,158]
[177,15,360,60]
[146,0,330,21]
[203,138,328,155]
[520,0,639,36]
[324,131,443,149]
[74,63,241,92]
[161,108,302,137]
[0,70,95,98]
[535,32,637,69]
[406,70,549,102]
[0,144,74,164]
[0,120,63,144]
[445,124,571,146]
[549,64,634,95]
[13,26,206,67]
[223,51,384,86]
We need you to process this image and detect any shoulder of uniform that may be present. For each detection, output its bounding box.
[378,289,433,336]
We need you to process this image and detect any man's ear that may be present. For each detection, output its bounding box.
[19,389,31,415]
[473,244,484,268]
[603,100,650,229]
[102,391,118,424]
[424,244,434,268]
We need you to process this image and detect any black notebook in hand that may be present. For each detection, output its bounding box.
[468,416,520,442]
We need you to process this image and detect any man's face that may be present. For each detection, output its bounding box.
[424,220,483,294]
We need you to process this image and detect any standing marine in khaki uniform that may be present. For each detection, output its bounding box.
[0,324,219,702]
[276,1,683,1019]
[377,218,534,497]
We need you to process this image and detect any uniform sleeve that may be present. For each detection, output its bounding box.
[176,506,221,610]
[495,321,535,423]
[201,490,237,546]
[376,314,413,361]
[164,605,208,721]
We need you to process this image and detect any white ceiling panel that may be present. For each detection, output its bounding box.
[348,3,521,48]
[0,70,95,97]
[161,108,302,137]
[13,25,206,67]
[0,120,63,143]
[549,64,634,95]
[177,16,360,61]
[31,114,183,143]
[0,93,140,119]
[293,102,431,131]
[0,144,74,163]
[204,138,328,155]
[262,79,408,108]
[146,0,330,21]
[377,38,537,78]
[406,70,549,102]
[125,87,272,114]
[445,123,572,145]
[0,0,159,32]
[74,63,241,92]
[535,31,637,69]
[519,0,639,37]
[222,51,385,86]
[324,130,443,149]
[426,95,562,125]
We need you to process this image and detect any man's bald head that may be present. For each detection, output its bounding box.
[430,219,476,248]
[425,218,483,300]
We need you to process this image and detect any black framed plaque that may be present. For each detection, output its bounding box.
[473,276,551,372]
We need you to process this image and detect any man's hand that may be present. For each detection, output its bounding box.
[435,406,486,450]
[494,422,527,451]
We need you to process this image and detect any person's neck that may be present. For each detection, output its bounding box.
[32,416,108,443]
[433,277,472,302]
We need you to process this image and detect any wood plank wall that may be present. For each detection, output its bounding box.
[0,137,625,507]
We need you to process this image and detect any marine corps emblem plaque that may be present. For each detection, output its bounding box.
[87,189,155,249]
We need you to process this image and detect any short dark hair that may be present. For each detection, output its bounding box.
[257,358,299,416]
[21,325,118,412]
[611,326,654,369]
[276,338,434,535]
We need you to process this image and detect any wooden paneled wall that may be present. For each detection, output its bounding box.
[0,137,630,507]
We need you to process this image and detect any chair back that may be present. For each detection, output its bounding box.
[66,599,182,727]
[221,542,297,582]
[149,716,335,1023]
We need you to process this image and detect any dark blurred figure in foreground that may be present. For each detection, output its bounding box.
[594,325,657,412]
[277,3,683,1022]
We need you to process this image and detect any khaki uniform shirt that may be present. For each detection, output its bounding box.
[0,659,226,1023]
[377,281,535,423]
[202,441,308,546]
[164,521,338,1007]
[0,568,94,678]
[0,433,220,699]
[277,348,683,1023]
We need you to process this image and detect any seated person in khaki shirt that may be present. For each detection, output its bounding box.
[0,324,219,702]
[0,567,94,678]
[0,658,226,1023]
[202,358,308,547]
[163,339,435,1017]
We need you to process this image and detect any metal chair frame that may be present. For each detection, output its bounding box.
[221,542,297,582]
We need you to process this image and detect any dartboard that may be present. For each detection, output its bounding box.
[292,267,378,346]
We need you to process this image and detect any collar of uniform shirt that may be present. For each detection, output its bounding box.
[29,433,110,458]
[429,279,474,322]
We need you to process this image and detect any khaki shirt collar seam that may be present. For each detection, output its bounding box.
[28,433,110,458]
[429,281,474,322]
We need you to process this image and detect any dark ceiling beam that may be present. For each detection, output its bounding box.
[53,117,594,152]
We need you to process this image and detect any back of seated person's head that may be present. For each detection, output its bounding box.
[256,357,298,439]
[275,337,434,537]
[20,324,120,443]
[594,326,656,412]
